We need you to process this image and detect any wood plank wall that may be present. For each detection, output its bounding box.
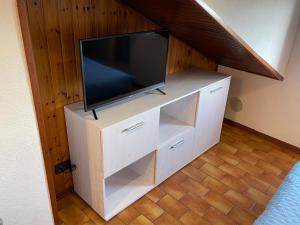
[24,0,216,195]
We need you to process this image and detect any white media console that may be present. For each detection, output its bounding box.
[64,69,231,220]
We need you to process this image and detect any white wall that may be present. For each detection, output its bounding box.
[221,23,300,148]
[202,0,300,75]
[200,0,300,148]
[0,1,54,225]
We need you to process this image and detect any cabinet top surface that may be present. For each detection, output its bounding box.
[65,69,230,129]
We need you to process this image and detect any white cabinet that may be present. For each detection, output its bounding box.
[64,69,230,221]
[195,78,231,156]
[102,109,159,177]
[156,128,195,184]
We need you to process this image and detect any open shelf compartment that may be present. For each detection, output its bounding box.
[159,92,199,147]
[104,152,155,219]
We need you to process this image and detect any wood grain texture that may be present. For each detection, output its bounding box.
[22,0,216,195]
[58,122,300,225]
[121,0,284,80]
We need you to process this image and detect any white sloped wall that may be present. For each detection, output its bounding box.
[201,0,300,75]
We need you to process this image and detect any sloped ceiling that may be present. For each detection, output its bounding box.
[121,0,284,80]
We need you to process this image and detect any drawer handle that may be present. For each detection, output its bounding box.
[210,86,223,93]
[121,121,145,133]
[170,139,185,150]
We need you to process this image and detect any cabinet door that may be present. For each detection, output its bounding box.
[195,78,231,156]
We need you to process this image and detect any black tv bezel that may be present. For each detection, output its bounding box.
[80,30,169,112]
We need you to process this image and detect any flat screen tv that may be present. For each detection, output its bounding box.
[80,30,169,111]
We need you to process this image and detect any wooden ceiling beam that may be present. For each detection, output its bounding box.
[121,0,284,80]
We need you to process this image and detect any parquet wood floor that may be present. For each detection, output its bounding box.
[58,123,300,225]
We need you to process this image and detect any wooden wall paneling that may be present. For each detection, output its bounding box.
[71,0,83,102]
[57,1,81,194]
[23,0,217,196]
[167,36,217,74]
[42,0,73,194]
[17,0,59,223]
[58,0,77,104]
[26,0,60,173]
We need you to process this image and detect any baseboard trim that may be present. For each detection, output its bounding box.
[223,118,300,152]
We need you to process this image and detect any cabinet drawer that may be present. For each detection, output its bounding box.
[156,129,194,184]
[102,108,159,177]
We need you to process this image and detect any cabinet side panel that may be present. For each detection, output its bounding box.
[64,108,104,216]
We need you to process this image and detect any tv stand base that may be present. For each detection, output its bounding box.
[156,88,166,95]
[92,109,98,120]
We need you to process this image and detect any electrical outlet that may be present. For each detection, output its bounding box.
[54,160,76,174]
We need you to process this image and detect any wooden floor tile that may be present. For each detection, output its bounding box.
[180,210,211,225]
[58,193,87,211]
[278,169,289,179]
[59,219,66,225]
[241,173,270,193]
[154,213,183,225]
[235,151,259,165]
[216,151,239,166]
[181,164,207,182]
[237,160,264,176]
[246,187,270,205]
[232,141,253,153]
[157,195,188,219]
[268,149,293,161]
[224,190,255,210]
[83,221,96,225]
[221,174,249,193]
[160,180,186,200]
[191,157,206,169]
[133,197,164,221]
[82,207,105,225]
[246,140,271,153]
[117,206,140,224]
[218,142,238,154]
[201,176,229,194]
[265,185,278,197]
[58,205,90,225]
[200,163,226,179]
[256,160,282,176]
[251,149,276,163]
[258,172,282,187]
[202,191,233,214]
[180,177,209,198]
[248,203,265,217]
[146,188,166,203]
[167,171,188,184]
[58,123,300,225]
[106,217,125,225]
[129,215,153,225]
[272,158,294,171]
[200,152,224,167]
[219,162,246,178]
[202,207,236,225]
[180,193,210,216]
[228,207,255,225]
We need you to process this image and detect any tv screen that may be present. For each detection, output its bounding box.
[80,30,169,111]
